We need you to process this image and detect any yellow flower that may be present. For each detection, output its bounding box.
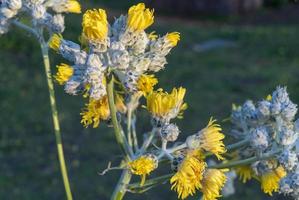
[52,0,81,13]
[127,3,154,32]
[170,150,206,199]
[201,169,227,200]
[81,96,110,128]
[137,74,158,95]
[48,33,62,51]
[235,165,254,183]
[198,118,226,160]
[62,0,81,13]
[266,94,272,101]
[80,95,126,128]
[146,87,187,120]
[54,63,73,85]
[232,103,241,111]
[82,9,108,42]
[148,31,158,40]
[128,155,157,186]
[166,32,180,47]
[66,0,81,13]
[260,166,286,196]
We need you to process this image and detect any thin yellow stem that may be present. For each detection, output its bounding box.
[41,42,73,200]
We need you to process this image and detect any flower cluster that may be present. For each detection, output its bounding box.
[4,1,299,199]
[0,0,81,35]
[231,86,299,198]
[49,2,299,200]
[51,5,229,199]
[50,3,180,128]
[0,0,22,34]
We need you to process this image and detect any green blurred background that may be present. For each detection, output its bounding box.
[1,0,299,199]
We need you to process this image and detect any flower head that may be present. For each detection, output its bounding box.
[137,74,158,95]
[127,3,154,32]
[81,96,110,128]
[146,87,187,121]
[186,118,226,160]
[165,32,180,47]
[261,166,287,195]
[65,0,81,13]
[54,63,73,85]
[235,165,254,183]
[128,154,158,186]
[82,9,108,42]
[52,0,81,13]
[201,169,227,200]
[170,150,206,199]
[80,95,125,128]
[49,33,63,51]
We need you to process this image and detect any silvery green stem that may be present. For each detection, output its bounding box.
[13,21,73,200]
[106,74,133,159]
[12,20,39,38]
[167,143,187,154]
[137,129,156,156]
[226,139,249,151]
[126,105,133,149]
[210,150,281,169]
[131,114,139,152]
[111,170,132,200]
[40,41,73,200]
[107,74,134,199]
[128,173,172,190]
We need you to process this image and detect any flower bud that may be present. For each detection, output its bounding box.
[7,0,22,10]
[51,14,65,33]
[249,127,269,151]
[160,123,180,142]
[278,126,297,146]
[256,100,271,120]
[278,150,298,171]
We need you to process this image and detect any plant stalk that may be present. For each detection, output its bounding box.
[40,42,73,200]
[106,74,133,160]
[210,150,280,169]
[111,170,132,200]
[107,74,134,199]
[127,107,133,149]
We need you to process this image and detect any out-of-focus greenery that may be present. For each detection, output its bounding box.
[0,2,298,200]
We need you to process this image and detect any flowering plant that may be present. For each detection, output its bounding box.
[1,1,299,200]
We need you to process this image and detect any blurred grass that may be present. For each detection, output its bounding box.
[0,2,299,200]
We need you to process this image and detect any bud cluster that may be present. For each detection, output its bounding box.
[0,0,81,35]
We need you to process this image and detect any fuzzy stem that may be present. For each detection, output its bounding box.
[106,74,133,160]
[40,42,73,200]
[127,106,133,149]
[111,170,132,200]
[210,150,280,169]
[107,74,134,199]
[226,139,249,151]
[131,114,139,152]
[12,20,39,38]
[128,173,172,190]
[137,129,156,156]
